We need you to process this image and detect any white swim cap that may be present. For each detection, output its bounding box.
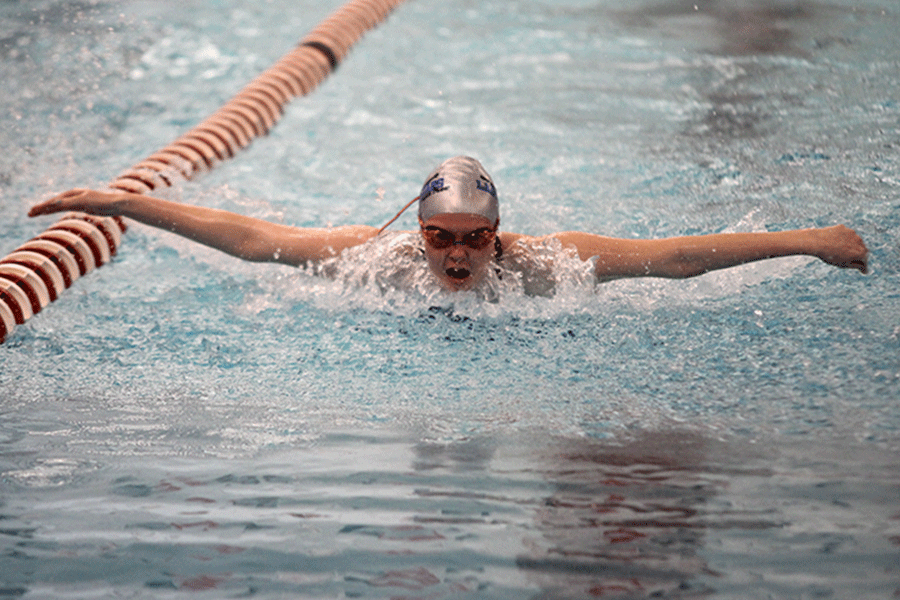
[417,156,499,224]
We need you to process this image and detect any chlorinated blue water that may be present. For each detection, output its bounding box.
[1,0,898,598]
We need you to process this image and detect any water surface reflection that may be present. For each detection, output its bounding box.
[411,430,781,598]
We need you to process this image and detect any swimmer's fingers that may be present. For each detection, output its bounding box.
[815,225,869,274]
[29,189,124,218]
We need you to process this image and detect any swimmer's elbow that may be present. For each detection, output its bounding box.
[663,250,710,279]
[239,224,378,266]
[590,238,709,280]
[227,225,298,264]
[639,248,710,279]
[230,238,282,263]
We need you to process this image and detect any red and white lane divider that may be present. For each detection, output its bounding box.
[1,0,407,343]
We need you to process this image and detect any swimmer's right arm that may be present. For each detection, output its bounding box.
[29,189,378,266]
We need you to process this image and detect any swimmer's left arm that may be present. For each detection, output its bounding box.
[508,226,869,280]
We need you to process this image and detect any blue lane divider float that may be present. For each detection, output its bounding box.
[0,0,407,343]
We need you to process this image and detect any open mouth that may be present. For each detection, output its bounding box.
[445,267,471,281]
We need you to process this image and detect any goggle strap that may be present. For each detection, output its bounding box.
[377,195,420,236]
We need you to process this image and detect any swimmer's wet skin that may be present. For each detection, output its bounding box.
[28,155,869,295]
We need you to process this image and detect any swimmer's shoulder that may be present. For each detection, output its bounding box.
[498,231,530,250]
[500,231,552,256]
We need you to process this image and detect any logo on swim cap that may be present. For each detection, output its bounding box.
[477,179,496,198]
[418,156,500,224]
[419,176,448,202]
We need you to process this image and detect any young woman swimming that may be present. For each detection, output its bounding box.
[29,156,868,294]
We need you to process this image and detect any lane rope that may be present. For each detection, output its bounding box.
[1,0,407,343]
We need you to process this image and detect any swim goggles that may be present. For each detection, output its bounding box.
[420,225,497,250]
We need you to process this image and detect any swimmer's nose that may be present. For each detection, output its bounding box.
[447,244,468,258]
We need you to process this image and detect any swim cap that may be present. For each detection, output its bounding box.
[417,156,499,224]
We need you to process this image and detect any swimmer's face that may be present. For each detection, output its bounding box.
[420,213,498,292]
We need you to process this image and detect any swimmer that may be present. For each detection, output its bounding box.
[29,156,868,294]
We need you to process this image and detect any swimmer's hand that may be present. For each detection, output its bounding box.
[811,225,869,274]
[29,188,125,218]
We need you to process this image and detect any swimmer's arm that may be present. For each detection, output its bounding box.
[29,189,377,266]
[504,226,868,280]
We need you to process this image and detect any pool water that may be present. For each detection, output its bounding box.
[1,0,898,598]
